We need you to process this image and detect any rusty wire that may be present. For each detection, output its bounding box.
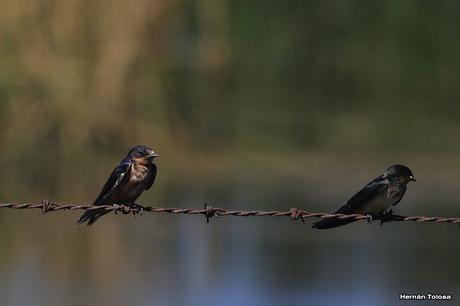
[0,199,458,226]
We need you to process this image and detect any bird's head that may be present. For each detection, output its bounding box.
[385,164,416,183]
[128,145,159,164]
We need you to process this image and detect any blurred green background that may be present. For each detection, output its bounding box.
[0,1,459,305]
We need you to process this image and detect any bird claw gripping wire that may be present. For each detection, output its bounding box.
[379,209,394,225]
[366,214,374,223]
[131,203,144,216]
[112,204,130,215]
[112,204,121,215]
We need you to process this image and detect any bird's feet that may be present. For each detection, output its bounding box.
[366,214,374,223]
[112,204,121,215]
[366,213,381,223]
[113,204,131,214]
[131,203,145,216]
[379,209,394,225]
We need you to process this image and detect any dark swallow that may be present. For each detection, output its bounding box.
[312,165,416,229]
[77,145,159,225]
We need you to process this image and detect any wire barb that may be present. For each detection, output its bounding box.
[204,203,215,223]
[290,207,305,224]
[41,199,52,214]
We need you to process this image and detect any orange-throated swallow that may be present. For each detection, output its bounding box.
[313,165,416,229]
[77,145,158,225]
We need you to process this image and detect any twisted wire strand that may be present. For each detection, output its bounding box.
[0,200,458,225]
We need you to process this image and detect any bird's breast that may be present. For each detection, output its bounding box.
[110,163,151,203]
[363,185,404,214]
[364,193,396,214]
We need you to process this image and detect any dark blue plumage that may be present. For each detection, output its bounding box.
[313,165,415,229]
[77,145,158,225]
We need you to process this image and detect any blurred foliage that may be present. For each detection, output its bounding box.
[0,2,459,305]
[0,0,459,198]
[1,0,460,156]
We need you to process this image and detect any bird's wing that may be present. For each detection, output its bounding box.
[93,158,132,205]
[144,164,157,190]
[335,175,388,214]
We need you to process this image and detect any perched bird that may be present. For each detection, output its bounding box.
[312,165,416,229]
[77,145,159,225]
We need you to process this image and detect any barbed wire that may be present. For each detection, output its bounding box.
[0,200,458,226]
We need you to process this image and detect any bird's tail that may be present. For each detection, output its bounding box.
[312,218,356,229]
[77,208,110,225]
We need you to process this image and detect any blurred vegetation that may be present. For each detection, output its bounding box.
[0,2,460,305]
[0,0,459,198]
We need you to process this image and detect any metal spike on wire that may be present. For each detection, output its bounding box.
[0,199,458,226]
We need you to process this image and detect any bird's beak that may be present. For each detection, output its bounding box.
[149,152,159,158]
[409,175,416,182]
